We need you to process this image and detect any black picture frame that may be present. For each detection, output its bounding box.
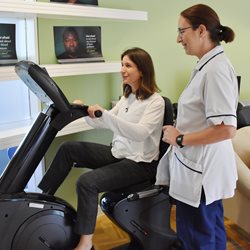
[54,26,104,63]
[0,23,18,66]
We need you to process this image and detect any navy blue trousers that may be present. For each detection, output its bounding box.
[176,191,226,250]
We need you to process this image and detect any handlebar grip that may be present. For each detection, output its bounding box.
[126,185,167,201]
[127,188,160,201]
[94,110,102,117]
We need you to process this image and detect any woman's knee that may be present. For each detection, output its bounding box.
[76,173,93,191]
[76,171,102,195]
[55,142,72,159]
[59,141,76,152]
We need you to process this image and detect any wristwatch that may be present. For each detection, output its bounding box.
[176,134,184,148]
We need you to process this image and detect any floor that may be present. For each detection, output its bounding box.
[92,206,250,250]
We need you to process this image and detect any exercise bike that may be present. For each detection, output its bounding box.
[0,61,180,250]
[0,61,90,249]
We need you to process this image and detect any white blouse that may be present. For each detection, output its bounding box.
[85,92,165,162]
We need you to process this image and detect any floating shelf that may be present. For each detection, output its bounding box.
[43,61,121,77]
[0,61,121,81]
[0,1,148,21]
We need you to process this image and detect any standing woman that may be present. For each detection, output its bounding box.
[38,47,165,250]
[156,4,238,250]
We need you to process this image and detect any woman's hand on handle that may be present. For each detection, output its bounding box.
[88,104,104,118]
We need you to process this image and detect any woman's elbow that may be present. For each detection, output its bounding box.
[133,130,151,142]
[226,126,237,139]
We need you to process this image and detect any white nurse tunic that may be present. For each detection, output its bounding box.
[156,45,238,207]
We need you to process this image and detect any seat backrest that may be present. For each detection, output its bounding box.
[237,105,250,129]
[159,96,174,159]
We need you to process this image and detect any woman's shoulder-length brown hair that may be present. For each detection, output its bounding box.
[121,47,161,100]
[181,4,235,44]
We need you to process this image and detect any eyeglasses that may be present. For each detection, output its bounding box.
[177,26,194,37]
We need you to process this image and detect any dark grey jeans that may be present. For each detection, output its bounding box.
[38,141,158,235]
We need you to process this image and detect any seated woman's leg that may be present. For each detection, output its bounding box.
[74,159,157,249]
[38,141,115,195]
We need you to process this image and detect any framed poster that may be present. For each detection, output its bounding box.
[0,23,18,65]
[54,26,104,63]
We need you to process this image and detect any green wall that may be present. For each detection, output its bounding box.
[37,0,250,206]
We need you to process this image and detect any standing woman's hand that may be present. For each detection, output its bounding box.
[162,125,180,146]
[88,104,104,118]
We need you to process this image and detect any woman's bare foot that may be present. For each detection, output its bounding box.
[74,245,92,250]
[74,234,93,250]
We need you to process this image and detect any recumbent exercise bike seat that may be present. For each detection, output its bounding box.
[100,97,182,250]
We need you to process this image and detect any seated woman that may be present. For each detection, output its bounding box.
[38,47,165,250]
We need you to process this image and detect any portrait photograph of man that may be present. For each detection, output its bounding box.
[54,26,104,63]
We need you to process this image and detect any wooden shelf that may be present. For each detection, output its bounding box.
[0,1,148,21]
[0,61,121,81]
